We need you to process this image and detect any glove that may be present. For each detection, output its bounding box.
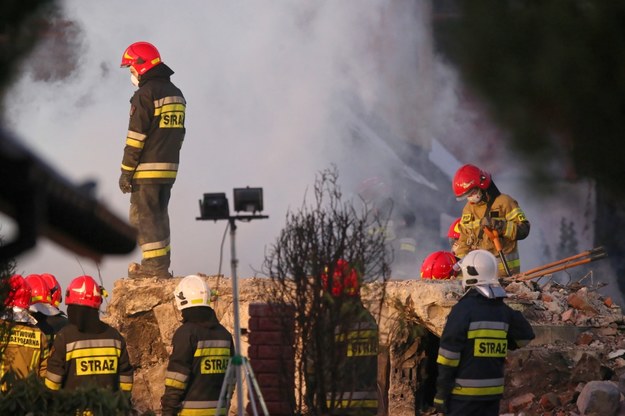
[433,397,447,414]
[480,217,506,235]
[118,172,133,194]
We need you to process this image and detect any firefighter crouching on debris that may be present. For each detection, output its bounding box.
[317,259,379,416]
[0,275,49,389]
[452,164,530,276]
[434,250,535,416]
[161,275,234,416]
[119,41,186,279]
[45,275,133,395]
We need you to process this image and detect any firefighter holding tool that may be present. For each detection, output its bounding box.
[452,164,530,277]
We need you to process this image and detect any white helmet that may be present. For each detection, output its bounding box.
[174,275,211,310]
[460,250,506,299]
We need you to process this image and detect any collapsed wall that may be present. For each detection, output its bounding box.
[104,274,625,415]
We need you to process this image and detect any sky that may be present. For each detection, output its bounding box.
[2,1,610,305]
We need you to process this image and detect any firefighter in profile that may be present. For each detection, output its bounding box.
[0,274,49,389]
[161,275,234,416]
[25,274,68,345]
[44,275,133,394]
[118,41,186,279]
[434,250,535,415]
[317,259,379,415]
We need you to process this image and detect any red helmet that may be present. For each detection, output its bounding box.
[41,273,62,307]
[420,251,459,280]
[5,274,32,309]
[65,275,103,309]
[321,259,360,297]
[120,41,161,75]
[25,274,52,305]
[452,164,491,200]
[357,176,390,203]
[447,218,461,240]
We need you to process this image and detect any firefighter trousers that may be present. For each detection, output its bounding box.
[130,183,172,273]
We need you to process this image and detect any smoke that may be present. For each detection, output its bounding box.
[3,0,437,292]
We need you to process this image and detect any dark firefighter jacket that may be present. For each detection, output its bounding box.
[0,317,49,386]
[434,289,535,405]
[326,299,379,416]
[121,63,186,185]
[44,307,133,392]
[161,307,235,416]
[456,192,530,276]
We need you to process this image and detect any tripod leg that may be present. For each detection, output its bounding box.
[243,358,270,416]
[217,359,236,415]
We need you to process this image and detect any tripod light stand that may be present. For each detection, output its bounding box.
[197,188,268,416]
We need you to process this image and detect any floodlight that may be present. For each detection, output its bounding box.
[198,193,230,220]
[233,187,263,213]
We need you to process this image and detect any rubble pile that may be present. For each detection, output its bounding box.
[104,275,625,415]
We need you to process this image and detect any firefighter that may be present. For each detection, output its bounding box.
[433,250,535,415]
[161,275,234,416]
[420,251,459,280]
[452,164,530,276]
[118,41,186,279]
[0,275,49,389]
[44,275,133,395]
[25,274,68,343]
[317,259,379,416]
[39,273,69,334]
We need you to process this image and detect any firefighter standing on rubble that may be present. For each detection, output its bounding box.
[118,41,186,279]
[161,275,234,416]
[452,164,530,276]
[45,275,133,395]
[434,250,535,415]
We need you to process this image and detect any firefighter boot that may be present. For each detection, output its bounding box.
[128,262,172,279]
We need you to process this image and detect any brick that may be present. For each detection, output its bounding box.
[248,330,294,346]
[255,372,295,388]
[247,401,294,416]
[248,303,295,318]
[249,316,295,332]
[249,345,294,360]
[508,392,535,413]
[250,358,295,374]
[249,387,292,402]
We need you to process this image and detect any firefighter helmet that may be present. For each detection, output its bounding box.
[420,251,459,280]
[460,250,506,299]
[6,274,32,310]
[452,164,491,200]
[174,275,211,311]
[65,275,104,309]
[41,273,62,307]
[447,218,461,240]
[321,259,360,297]
[25,274,59,316]
[120,41,162,75]
[357,176,391,203]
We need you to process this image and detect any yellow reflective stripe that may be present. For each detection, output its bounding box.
[326,400,378,408]
[165,378,187,389]
[133,171,177,179]
[142,245,170,259]
[126,138,144,149]
[505,207,524,221]
[154,104,186,116]
[335,330,377,341]
[120,382,133,392]
[45,378,61,391]
[179,409,225,416]
[452,385,504,396]
[66,347,121,361]
[433,397,444,404]
[467,329,507,339]
[121,164,135,172]
[194,347,231,358]
[436,354,459,367]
